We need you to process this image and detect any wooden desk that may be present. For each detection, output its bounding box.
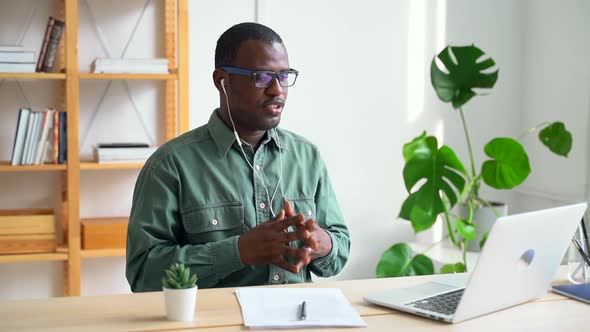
[0,267,585,332]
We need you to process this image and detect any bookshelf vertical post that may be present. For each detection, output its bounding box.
[164,0,178,141]
[178,0,189,135]
[65,0,81,296]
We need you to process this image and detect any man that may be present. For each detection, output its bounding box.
[126,22,350,291]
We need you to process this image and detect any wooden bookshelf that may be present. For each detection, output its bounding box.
[0,0,189,296]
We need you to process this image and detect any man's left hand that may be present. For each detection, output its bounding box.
[284,200,332,261]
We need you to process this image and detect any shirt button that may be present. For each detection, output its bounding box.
[307,210,313,217]
[259,202,266,209]
[272,273,280,281]
[255,164,261,171]
[212,219,218,225]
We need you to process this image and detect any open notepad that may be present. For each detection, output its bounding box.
[236,288,367,329]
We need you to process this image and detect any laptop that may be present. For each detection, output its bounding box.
[364,203,588,323]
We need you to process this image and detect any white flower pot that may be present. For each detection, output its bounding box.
[457,202,508,252]
[163,286,198,321]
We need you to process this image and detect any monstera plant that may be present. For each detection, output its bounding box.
[377,45,573,277]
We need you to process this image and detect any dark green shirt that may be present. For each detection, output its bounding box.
[126,110,350,292]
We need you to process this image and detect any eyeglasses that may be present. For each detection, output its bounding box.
[219,66,299,88]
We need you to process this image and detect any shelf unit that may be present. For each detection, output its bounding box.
[0,0,189,296]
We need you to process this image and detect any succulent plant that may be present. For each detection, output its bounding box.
[162,263,197,289]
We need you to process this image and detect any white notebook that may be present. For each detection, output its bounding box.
[236,288,367,329]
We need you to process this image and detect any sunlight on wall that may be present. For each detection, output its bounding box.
[435,0,447,52]
[406,0,446,126]
[433,119,446,242]
[405,0,426,124]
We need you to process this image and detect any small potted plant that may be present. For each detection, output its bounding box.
[162,263,198,321]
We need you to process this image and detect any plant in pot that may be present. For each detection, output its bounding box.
[377,44,573,277]
[163,263,198,321]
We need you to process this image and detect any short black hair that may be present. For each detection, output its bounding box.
[215,22,283,68]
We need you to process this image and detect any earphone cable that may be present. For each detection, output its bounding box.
[222,82,282,217]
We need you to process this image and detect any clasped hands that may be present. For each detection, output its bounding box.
[238,200,331,274]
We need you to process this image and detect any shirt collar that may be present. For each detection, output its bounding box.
[208,109,288,158]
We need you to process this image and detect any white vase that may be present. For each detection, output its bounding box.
[457,202,508,252]
[163,286,198,321]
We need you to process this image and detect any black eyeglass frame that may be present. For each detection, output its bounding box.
[218,66,299,88]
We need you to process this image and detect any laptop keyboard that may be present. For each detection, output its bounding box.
[406,288,465,316]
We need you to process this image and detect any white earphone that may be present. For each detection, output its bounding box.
[220,77,284,217]
[220,78,227,94]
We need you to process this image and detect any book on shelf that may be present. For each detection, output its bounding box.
[9,108,67,166]
[91,58,169,74]
[36,17,55,72]
[42,18,65,72]
[53,111,59,164]
[0,46,36,73]
[0,51,35,63]
[23,112,41,164]
[98,142,150,148]
[36,16,65,73]
[20,111,36,165]
[24,111,41,165]
[0,62,36,73]
[0,45,24,52]
[34,110,55,165]
[95,158,152,164]
[95,144,157,163]
[58,112,67,164]
[9,108,31,166]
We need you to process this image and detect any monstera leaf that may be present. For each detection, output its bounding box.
[399,133,467,232]
[481,137,531,189]
[403,131,430,162]
[431,45,499,109]
[377,243,434,277]
[539,122,572,157]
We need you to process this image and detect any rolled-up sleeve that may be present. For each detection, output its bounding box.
[308,158,350,277]
[125,159,245,292]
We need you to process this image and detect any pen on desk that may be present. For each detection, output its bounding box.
[572,237,590,267]
[299,301,307,321]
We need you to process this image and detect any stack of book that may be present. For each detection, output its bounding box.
[10,108,67,166]
[37,16,65,73]
[0,45,36,73]
[95,143,157,164]
[91,58,169,74]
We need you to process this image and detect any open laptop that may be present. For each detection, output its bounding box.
[364,203,587,323]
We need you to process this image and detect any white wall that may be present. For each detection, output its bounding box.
[0,0,588,299]
[514,0,590,212]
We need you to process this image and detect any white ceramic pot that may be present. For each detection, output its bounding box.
[457,202,508,252]
[163,286,198,321]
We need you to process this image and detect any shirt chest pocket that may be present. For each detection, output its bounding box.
[181,202,244,245]
[286,197,316,220]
